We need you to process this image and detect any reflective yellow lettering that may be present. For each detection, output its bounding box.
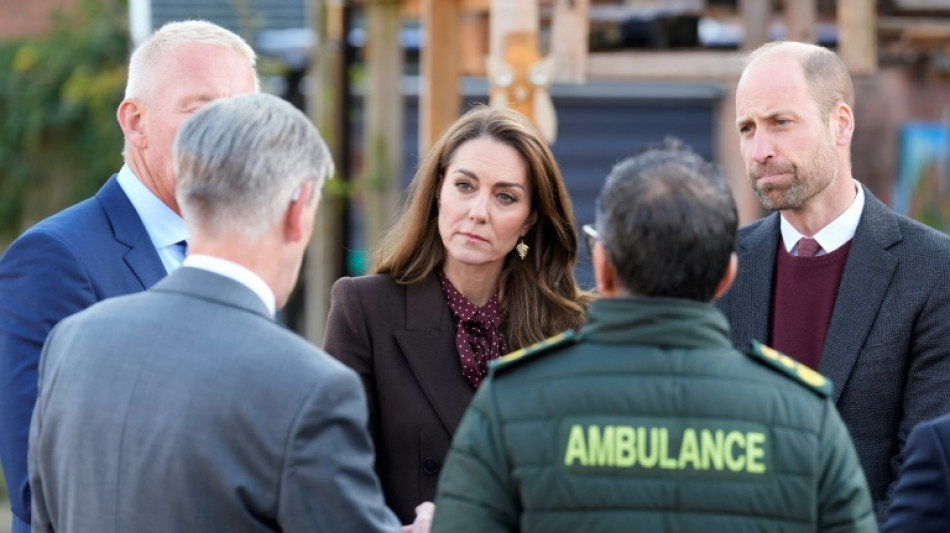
[701,429,725,470]
[746,432,767,474]
[678,428,701,470]
[724,431,746,471]
[564,425,588,466]
[637,427,659,468]
[659,428,677,469]
[615,426,635,467]
[589,425,614,466]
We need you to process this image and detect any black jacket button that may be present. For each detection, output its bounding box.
[422,457,440,475]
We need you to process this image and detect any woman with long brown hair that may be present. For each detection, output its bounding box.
[324,105,589,523]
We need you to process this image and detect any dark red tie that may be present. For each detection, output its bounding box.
[797,237,820,257]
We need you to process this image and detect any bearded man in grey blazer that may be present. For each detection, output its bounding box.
[28,93,404,532]
[718,40,950,523]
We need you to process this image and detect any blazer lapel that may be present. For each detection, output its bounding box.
[733,214,780,346]
[96,175,168,289]
[819,188,900,401]
[395,275,474,436]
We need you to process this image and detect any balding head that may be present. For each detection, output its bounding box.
[743,41,854,122]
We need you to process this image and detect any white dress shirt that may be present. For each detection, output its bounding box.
[182,255,277,317]
[780,180,865,256]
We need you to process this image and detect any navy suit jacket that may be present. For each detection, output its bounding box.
[883,414,950,533]
[716,185,950,522]
[0,175,165,532]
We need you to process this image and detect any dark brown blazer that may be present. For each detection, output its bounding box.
[324,273,474,524]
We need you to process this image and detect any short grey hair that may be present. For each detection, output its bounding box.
[174,93,334,240]
[125,20,260,103]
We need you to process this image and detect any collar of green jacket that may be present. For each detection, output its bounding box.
[581,297,733,350]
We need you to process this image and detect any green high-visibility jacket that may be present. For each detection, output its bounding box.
[432,297,877,533]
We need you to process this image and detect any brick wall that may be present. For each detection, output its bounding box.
[0,0,77,39]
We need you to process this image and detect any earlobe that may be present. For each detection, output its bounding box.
[117,99,147,148]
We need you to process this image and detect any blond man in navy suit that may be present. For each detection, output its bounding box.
[0,21,259,533]
[29,94,405,533]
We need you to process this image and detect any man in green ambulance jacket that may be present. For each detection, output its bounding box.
[431,139,877,532]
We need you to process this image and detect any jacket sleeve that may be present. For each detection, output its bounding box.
[277,366,401,532]
[26,326,62,533]
[881,419,950,533]
[324,277,380,444]
[431,380,519,533]
[817,399,879,533]
[0,229,97,525]
[890,260,950,511]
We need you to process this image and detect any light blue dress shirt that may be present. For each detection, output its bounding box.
[115,165,188,272]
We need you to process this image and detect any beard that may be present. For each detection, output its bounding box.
[748,135,839,211]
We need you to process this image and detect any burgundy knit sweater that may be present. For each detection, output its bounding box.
[770,240,852,370]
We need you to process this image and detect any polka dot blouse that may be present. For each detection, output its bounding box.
[438,271,508,388]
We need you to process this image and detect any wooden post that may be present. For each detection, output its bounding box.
[459,8,489,76]
[741,0,770,51]
[838,0,877,74]
[784,0,816,44]
[364,0,404,255]
[487,0,556,140]
[489,0,537,56]
[551,0,589,83]
[303,0,348,345]
[420,0,461,152]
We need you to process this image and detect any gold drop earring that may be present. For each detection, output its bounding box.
[516,239,529,260]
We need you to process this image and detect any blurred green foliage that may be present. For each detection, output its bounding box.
[0,0,128,240]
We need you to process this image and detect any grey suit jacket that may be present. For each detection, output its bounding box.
[324,273,474,524]
[716,185,950,521]
[29,267,401,533]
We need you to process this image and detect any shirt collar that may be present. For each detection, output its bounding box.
[182,255,277,317]
[780,179,864,254]
[116,164,188,250]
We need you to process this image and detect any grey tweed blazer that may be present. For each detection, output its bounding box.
[29,267,400,533]
[716,185,950,522]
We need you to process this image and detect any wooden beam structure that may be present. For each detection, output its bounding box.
[785,0,817,44]
[839,0,878,74]
[305,0,348,345]
[363,0,404,253]
[420,0,461,151]
[550,0,589,83]
[586,50,744,80]
[741,0,770,51]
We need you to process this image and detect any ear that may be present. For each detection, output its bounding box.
[284,181,316,242]
[832,101,854,147]
[521,210,538,237]
[713,253,738,300]
[592,242,621,297]
[117,99,147,149]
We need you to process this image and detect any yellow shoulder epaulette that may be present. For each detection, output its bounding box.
[745,340,833,397]
[491,329,578,375]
